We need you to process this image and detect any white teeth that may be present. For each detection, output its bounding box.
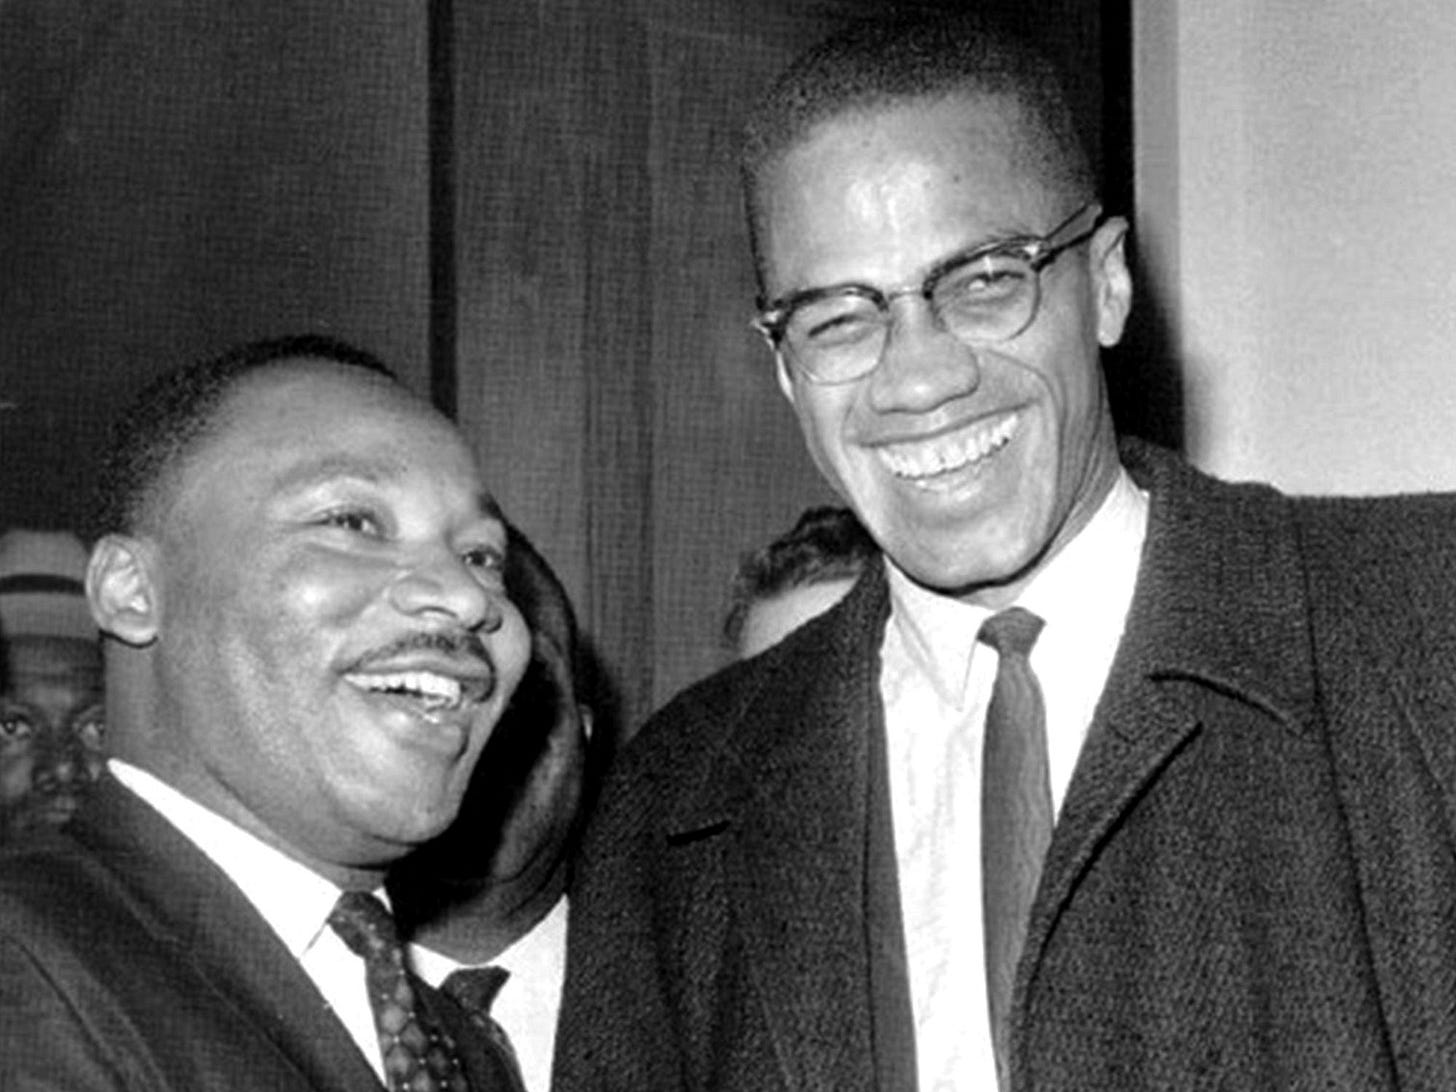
[878,413,1018,481]
[345,670,464,711]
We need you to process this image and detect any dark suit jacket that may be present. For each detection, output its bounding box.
[0,775,517,1091]
[554,441,1456,1091]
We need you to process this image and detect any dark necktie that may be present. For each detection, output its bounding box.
[329,891,471,1092]
[979,607,1051,1090]
[442,967,527,1092]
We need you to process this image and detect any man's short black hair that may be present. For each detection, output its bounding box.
[90,334,398,542]
[723,505,880,651]
[739,10,1095,284]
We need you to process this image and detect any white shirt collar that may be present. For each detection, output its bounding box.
[885,468,1149,712]
[106,758,350,957]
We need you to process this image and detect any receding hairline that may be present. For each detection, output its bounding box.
[754,87,1075,198]
[739,13,1097,286]
[129,355,449,537]
[746,89,1089,295]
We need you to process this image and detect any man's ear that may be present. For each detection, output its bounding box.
[1090,215,1134,349]
[87,534,160,647]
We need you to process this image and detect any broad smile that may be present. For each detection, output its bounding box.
[875,411,1019,489]
[342,654,494,725]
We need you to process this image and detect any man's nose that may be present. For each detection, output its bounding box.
[865,298,983,414]
[388,547,505,633]
[32,733,84,792]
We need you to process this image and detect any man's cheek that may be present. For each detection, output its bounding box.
[281,560,383,624]
[0,756,35,807]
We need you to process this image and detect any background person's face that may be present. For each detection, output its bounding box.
[0,635,104,836]
[760,94,1131,605]
[136,363,530,880]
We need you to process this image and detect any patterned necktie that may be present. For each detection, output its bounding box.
[442,967,527,1092]
[979,607,1051,1091]
[329,891,471,1092]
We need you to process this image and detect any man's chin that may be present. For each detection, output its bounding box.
[359,787,470,854]
[892,531,1046,603]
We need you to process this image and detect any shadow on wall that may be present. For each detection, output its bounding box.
[1105,240,1184,452]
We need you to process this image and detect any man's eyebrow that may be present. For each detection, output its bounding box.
[772,224,1041,307]
[270,457,504,523]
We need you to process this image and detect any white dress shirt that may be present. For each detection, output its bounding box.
[411,897,569,1092]
[881,470,1148,1091]
[107,760,388,1083]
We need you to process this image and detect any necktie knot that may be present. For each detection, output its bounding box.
[978,606,1044,660]
[329,890,403,962]
[443,967,511,1016]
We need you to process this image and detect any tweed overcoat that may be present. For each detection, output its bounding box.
[0,775,519,1091]
[554,441,1456,1091]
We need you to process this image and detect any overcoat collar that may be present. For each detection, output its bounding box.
[664,565,897,1090]
[1011,439,1321,1080]
[1038,440,1318,904]
[663,442,1322,1089]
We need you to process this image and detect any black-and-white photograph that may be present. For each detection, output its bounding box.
[4,3,1456,1089]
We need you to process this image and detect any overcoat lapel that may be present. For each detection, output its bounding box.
[68,777,380,1092]
[1012,442,1320,1074]
[669,571,900,1090]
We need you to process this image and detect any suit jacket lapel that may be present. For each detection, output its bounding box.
[69,777,380,1092]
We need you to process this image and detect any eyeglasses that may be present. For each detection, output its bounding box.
[753,202,1105,385]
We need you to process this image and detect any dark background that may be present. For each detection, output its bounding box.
[0,0,1149,732]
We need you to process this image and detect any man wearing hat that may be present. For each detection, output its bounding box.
[0,528,105,839]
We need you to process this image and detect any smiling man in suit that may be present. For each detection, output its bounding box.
[0,335,532,1091]
[555,12,1456,1091]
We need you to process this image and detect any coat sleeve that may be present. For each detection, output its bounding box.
[0,933,150,1092]
[551,729,692,1091]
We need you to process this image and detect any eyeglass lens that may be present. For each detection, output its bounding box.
[783,250,1041,383]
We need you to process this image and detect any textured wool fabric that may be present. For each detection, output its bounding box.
[556,440,1456,1091]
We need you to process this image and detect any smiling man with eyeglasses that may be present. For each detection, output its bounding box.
[557,11,1456,1092]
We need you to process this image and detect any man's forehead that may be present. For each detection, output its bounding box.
[761,95,1056,276]
[771,94,1042,199]
[262,446,502,524]
[158,362,502,535]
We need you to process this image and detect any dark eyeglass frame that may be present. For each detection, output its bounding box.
[753,201,1107,384]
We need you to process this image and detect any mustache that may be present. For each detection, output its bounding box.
[349,629,493,672]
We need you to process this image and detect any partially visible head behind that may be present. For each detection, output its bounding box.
[740,10,1094,286]
[502,522,584,714]
[391,520,594,961]
[724,506,879,659]
[0,528,104,838]
[85,335,530,887]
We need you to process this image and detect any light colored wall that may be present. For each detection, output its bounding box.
[1135,0,1456,494]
